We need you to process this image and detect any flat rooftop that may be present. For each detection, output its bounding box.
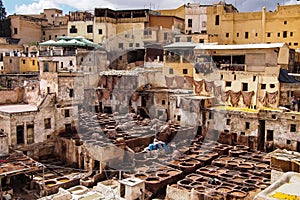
[0,104,38,114]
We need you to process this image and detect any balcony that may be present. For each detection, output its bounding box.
[220,64,246,71]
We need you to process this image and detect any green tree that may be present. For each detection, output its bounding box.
[0,0,10,37]
[0,0,6,20]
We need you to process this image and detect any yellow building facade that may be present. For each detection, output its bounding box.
[19,57,39,73]
[206,3,300,49]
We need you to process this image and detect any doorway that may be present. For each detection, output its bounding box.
[17,125,24,144]
[258,120,265,151]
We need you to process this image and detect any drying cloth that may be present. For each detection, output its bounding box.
[184,76,194,88]
[204,80,214,93]
[229,91,241,107]
[191,99,200,112]
[113,76,121,86]
[165,76,174,87]
[221,90,231,102]
[99,76,107,88]
[180,98,191,111]
[131,91,139,102]
[107,76,114,91]
[214,86,222,98]
[96,90,103,101]
[116,92,125,102]
[175,76,185,88]
[102,89,111,100]
[241,91,255,107]
[194,80,204,94]
[267,91,278,104]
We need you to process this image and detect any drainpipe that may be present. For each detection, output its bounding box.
[262,6,266,43]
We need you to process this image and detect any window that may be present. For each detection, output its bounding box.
[183,69,188,74]
[14,28,18,34]
[202,21,206,28]
[175,37,180,42]
[287,140,291,145]
[69,89,74,98]
[60,62,64,68]
[187,37,192,42]
[27,124,34,144]
[32,60,35,65]
[49,35,52,40]
[226,119,230,125]
[164,32,168,40]
[55,35,57,39]
[267,33,271,37]
[22,59,25,64]
[98,29,103,34]
[118,43,123,49]
[199,39,204,43]
[87,25,93,33]
[65,124,72,133]
[162,100,166,105]
[290,124,296,132]
[237,33,239,37]
[294,43,299,46]
[284,21,287,25]
[225,81,231,87]
[70,25,77,33]
[43,31,45,35]
[242,83,248,91]
[129,43,133,48]
[278,32,280,37]
[221,74,223,80]
[65,109,70,118]
[245,122,250,129]
[234,75,236,80]
[209,111,214,119]
[290,32,293,37]
[267,130,274,141]
[253,76,256,81]
[144,29,152,35]
[188,19,192,28]
[261,84,266,89]
[245,32,249,39]
[226,33,229,38]
[9,59,12,63]
[283,31,287,38]
[43,62,49,72]
[17,125,24,144]
[255,33,258,37]
[169,68,174,74]
[270,84,275,88]
[215,15,219,25]
[136,43,140,47]
[177,115,181,121]
[69,60,73,66]
[44,118,51,129]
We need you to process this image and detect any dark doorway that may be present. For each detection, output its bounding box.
[231,132,237,145]
[258,120,265,151]
[141,96,147,107]
[94,160,100,171]
[297,142,300,153]
[65,124,72,133]
[99,102,103,113]
[17,125,24,144]
[197,126,202,136]
[104,106,112,114]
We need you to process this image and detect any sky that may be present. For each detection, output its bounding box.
[2,0,300,15]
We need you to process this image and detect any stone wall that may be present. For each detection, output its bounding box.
[0,87,24,104]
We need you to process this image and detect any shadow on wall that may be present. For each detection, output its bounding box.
[0,87,24,104]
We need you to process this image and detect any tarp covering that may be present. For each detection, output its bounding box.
[278,68,299,83]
